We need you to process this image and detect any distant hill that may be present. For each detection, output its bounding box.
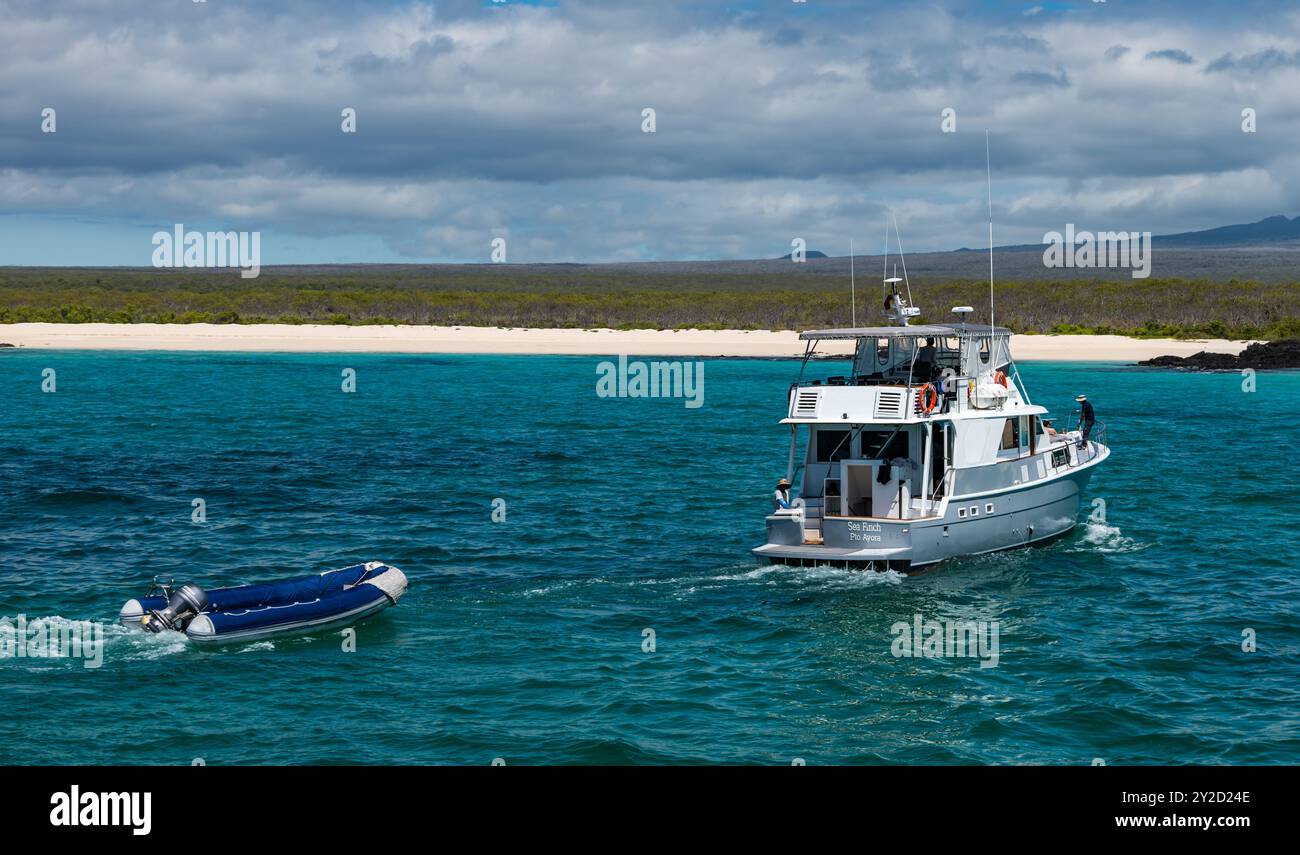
[964,214,1300,253]
[6,217,1299,287]
[1156,215,1300,247]
[779,250,828,260]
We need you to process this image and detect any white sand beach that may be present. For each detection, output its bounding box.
[0,323,1255,360]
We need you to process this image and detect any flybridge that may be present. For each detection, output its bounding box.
[794,316,1016,394]
[798,323,1013,340]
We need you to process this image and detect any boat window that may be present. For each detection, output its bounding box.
[876,337,890,366]
[815,429,852,462]
[979,338,991,364]
[999,418,1019,450]
[929,423,946,496]
[860,430,908,459]
[893,338,915,373]
[885,431,909,459]
[860,430,890,458]
[885,432,908,458]
[937,337,962,371]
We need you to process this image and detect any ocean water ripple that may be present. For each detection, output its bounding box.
[0,352,1296,764]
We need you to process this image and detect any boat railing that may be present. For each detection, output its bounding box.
[1069,417,1107,464]
[1082,420,1107,462]
[791,375,886,389]
[791,373,947,390]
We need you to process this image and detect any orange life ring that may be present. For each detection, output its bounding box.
[994,370,1009,387]
[916,383,938,414]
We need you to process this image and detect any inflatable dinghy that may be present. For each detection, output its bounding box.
[119,561,407,644]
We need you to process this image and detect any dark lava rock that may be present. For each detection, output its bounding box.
[1138,338,1300,370]
[1140,354,1192,368]
[1238,339,1300,368]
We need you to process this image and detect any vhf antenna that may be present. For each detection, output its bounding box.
[986,130,994,333]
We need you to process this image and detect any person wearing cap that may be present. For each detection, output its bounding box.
[773,478,792,512]
[1075,394,1095,448]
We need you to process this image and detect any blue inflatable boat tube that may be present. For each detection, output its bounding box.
[119,561,408,644]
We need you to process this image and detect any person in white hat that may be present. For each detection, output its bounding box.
[773,478,792,512]
[1075,394,1095,448]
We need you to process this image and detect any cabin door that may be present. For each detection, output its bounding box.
[839,461,875,518]
[930,423,946,497]
[871,460,910,518]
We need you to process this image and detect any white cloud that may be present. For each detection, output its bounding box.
[2,0,1300,261]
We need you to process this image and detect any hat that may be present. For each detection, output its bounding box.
[777,478,792,488]
[1075,394,1088,402]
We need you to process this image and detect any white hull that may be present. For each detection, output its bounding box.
[754,442,1106,572]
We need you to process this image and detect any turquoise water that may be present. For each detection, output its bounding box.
[1,350,1297,765]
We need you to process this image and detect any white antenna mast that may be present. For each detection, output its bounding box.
[889,210,913,308]
[882,217,889,303]
[850,238,856,327]
[985,130,994,332]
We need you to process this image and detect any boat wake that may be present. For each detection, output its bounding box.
[705,563,906,590]
[107,622,192,660]
[0,616,191,668]
[1072,520,1148,554]
[511,563,907,601]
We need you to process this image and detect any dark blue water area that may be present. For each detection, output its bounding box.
[0,349,1296,765]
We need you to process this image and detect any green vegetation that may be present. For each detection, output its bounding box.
[1,267,1297,339]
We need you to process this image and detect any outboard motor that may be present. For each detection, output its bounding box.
[141,583,208,633]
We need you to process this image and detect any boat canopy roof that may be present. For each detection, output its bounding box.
[800,323,1012,341]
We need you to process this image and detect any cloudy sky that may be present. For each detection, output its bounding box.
[3,0,1299,264]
